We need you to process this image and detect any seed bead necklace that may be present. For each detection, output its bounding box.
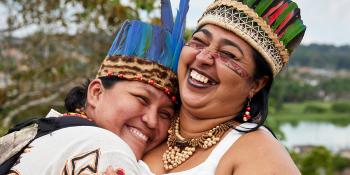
[163,117,236,170]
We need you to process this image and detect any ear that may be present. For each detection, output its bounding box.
[87,79,104,109]
[249,76,269,98]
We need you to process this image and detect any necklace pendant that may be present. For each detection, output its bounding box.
[162,146,196,170]
[163,117,235,171]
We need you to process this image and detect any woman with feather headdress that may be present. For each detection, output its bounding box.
[141,0,306,174]
[1,0,189,174]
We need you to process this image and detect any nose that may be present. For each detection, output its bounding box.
[141,109,158,128]
[195,49,215,66]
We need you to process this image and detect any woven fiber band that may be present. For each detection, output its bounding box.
[198,0,290,76]
[97,55,179,98]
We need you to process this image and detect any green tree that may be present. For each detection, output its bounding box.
[0,0,159,127]
[291,146,350,175]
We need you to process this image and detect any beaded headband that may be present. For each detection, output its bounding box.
[197,0,306,76]
[97,0,189,102]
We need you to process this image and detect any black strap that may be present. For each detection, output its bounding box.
[0,116,97,174]
[34,116,97,138]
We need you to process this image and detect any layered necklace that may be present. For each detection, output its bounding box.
[163,117,236,170]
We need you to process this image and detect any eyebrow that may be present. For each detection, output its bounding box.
[196,28,244,56]
[221,39,244,56]
[143,86,156,97]
[195,28,212,39]
[137,84,174,107]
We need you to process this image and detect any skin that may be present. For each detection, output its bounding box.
[143,24,301,174]
[85,79,174,160]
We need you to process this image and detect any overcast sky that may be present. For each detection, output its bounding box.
[1,0,349,46]
[170,0,350,46]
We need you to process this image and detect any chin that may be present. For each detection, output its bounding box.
[130,145,143,160]
[181,89,211,107]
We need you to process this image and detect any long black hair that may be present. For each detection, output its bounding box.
[64,76,120,113]
[234,50,274,132]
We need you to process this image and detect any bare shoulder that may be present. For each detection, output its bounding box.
[216,129,301,175]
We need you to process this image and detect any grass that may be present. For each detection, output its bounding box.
[265,100,350,140]
[267,101,350,125]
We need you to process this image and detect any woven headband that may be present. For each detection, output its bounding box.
[198,0,306,76]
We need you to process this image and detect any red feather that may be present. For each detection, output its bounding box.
[268,2,288,25]
[275,11,294,34]
[263,1,284,19]
[278,29,286,39]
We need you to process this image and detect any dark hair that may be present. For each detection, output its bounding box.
[64,76,120,113]
[234,50,274,132]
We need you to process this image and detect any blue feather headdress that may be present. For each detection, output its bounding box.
[97,0,190,102]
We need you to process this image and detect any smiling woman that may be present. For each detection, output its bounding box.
[142,0,306,174]
[1,0,190,174]
[86,78,173,159]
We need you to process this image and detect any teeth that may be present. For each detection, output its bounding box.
[129,127,148,142]
[190,70,209,83]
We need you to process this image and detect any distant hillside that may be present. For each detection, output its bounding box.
[289,44,350,70]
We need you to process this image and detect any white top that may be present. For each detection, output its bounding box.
[138,129,244,175]
[10,126,140,175]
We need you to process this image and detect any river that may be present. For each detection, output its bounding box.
[280,121,350,152]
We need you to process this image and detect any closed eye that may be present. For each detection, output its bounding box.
[192,37,207,45]
[186,37,207,49]
[135,95,149,105]
[159,111,172,119]
[219,50,239,60]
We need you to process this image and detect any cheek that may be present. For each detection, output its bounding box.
[145,119,170,152]
[157,119,171,140]
[178,49,194,72]
[95,95,133,129]
[218,70,251,101]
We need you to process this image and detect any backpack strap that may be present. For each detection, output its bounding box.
[34,116,97,138]
[0,116,97,174]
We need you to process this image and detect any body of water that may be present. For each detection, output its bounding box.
[280,122,350,152]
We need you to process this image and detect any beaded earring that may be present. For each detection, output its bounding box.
[243,98,251,122]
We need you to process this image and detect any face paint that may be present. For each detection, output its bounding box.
[215,55,251,80]
[185,41,251,80]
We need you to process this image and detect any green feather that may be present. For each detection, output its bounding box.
[255,0,274,16]
[280,19,306,45]
[144,25,152,58]
[243,0,257,7]
[272,2,298,30]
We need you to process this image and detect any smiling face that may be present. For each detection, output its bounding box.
[178,24,267,119]
[87,79,174,160]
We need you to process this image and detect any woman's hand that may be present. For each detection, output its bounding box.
[103,166,125,175]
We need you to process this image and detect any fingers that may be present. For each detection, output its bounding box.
[103,166,114,175]
[103,166,125,175]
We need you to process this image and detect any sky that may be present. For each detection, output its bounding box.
[170,0,350,46]
[1,0,349,46]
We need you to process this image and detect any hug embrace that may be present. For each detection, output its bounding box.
[0,0,306,175]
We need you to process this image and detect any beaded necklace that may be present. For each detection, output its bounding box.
[62,112,93,122]
[163,117,236,170]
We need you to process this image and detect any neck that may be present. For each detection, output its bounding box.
[178,108,238,138]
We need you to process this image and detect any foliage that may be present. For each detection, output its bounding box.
[291,146,350,175]
[303,104,327,113]
[0,0,159,127]
[320,77,350,100]
[268,101,350,125]
[291,44,350,70]
[269,70,320,111]
[331,102,350,113]
[0,126,9,137]
[0,0,159,35]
